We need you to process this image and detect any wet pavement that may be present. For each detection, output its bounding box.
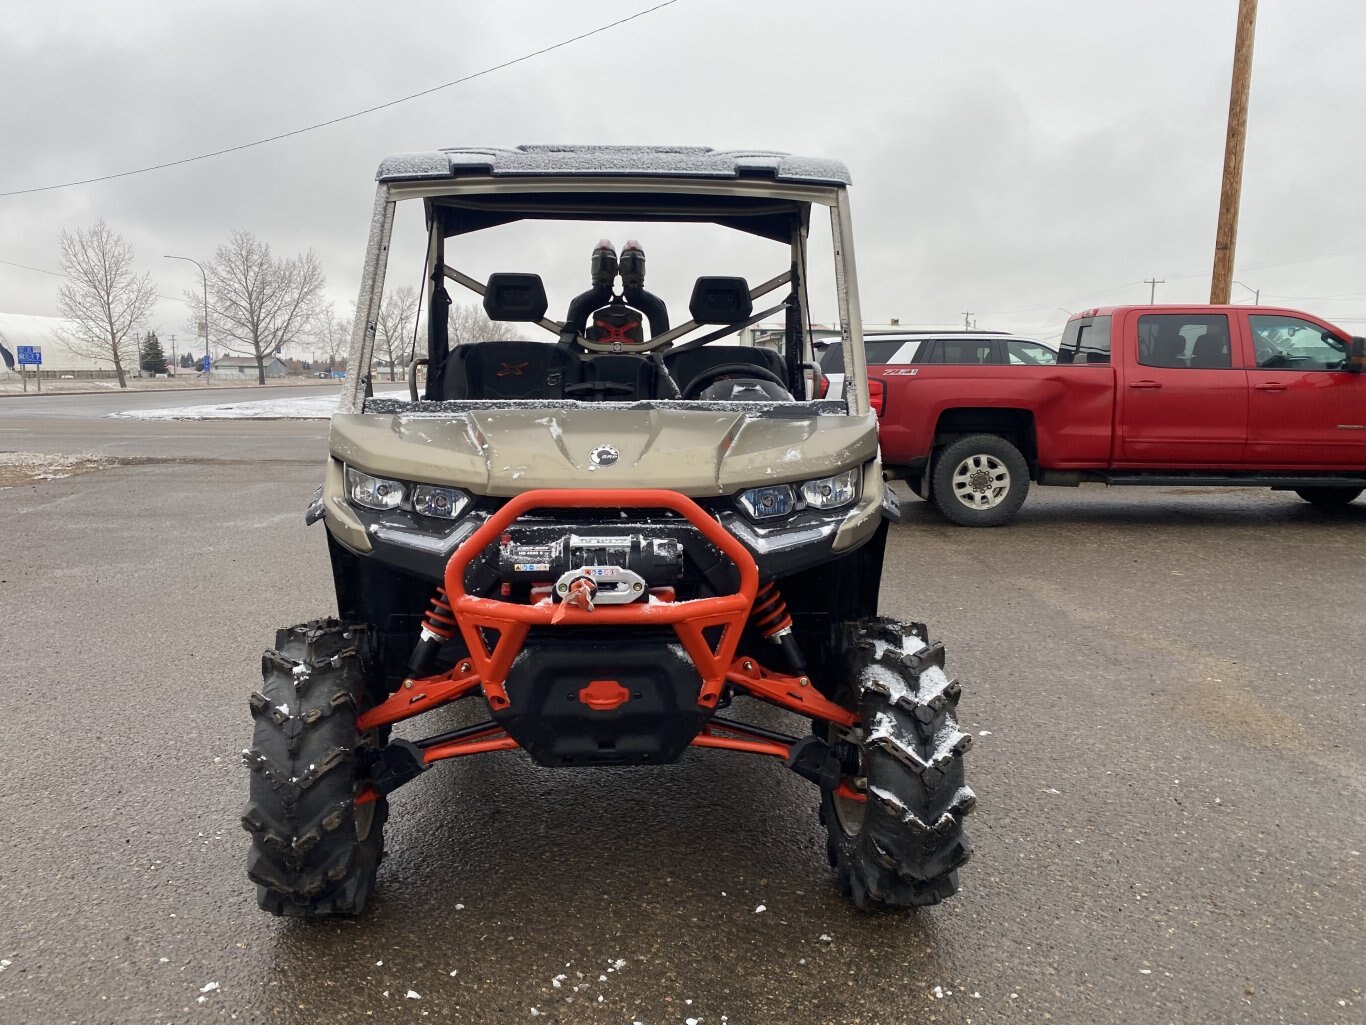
[0,400,1362,1024]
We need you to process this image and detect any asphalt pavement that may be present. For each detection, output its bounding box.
[0,390,1362,1025]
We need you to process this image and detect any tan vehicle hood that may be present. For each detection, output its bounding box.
[330,407,877,497]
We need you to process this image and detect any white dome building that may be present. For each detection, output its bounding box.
[0,312,128,377]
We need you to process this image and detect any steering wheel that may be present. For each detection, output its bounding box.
[681,362,789,399]
[1255,343,1289,369]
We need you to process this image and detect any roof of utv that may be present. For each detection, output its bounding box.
[376,145,852,187]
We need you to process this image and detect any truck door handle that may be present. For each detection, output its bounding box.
[1128,380,1162,390]
[1254,382,1287,392]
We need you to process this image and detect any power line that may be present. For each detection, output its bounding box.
[0,258,62,277]
[0,1,682,199]
[1,255,192,305]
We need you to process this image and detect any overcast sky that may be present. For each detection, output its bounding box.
[3,0,1365,345]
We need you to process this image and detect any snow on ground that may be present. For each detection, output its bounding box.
[0,452,119,486]
[110,391,405,420]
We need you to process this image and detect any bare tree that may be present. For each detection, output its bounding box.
[375,286,420,381]
[199,230,326,385]
[309,305,352,376]
[448,302,522,346]
[55,220,158,388]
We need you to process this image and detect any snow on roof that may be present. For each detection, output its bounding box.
[376,145,852,187]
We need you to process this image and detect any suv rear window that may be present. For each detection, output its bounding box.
[818,338,907,371]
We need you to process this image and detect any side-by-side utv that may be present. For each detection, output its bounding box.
[242,145,974,916]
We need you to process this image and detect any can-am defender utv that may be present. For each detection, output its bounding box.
[242,145,975,917]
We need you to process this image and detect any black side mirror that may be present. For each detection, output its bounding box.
[1347,337,1366,373]
[483,273,548,323]
[688,277,752,324]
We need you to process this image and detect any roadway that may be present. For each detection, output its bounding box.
[0,388,1361,1024]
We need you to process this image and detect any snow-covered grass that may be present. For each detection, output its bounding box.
[0,451,118,486]
[110,391,404,420]
[0,375,340,396]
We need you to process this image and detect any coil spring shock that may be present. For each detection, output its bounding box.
[422,587,457,641]
[407,587,458,678]
[750,581,807,675]
[752,581,793,638]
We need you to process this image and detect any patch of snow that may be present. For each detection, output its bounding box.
[818,934,832,942]
[275,703,290,716]
[111,390,403,421]
[200,982,219,993]
[406,990,421,1000]
[754,904,766,913]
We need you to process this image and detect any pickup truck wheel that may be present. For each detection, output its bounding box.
[931,435,1029,526]
[1293,487,1363,508]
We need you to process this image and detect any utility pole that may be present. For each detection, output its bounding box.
[1211,0,1258,304]
[961,311,974,329]
[164,254,212,386]
[169,333,177,371]
[1145,278,1165,304]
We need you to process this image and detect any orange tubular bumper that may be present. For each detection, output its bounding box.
[356,488,856,765]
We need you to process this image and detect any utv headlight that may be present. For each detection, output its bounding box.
[800,468,860,510]
[737,484,797,521]
[346,467,405,510]
[412,484,469,520]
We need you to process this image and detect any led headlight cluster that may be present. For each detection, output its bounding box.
[736,468,861,522]
[345,467,469,521]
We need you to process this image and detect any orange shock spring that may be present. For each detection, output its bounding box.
[751,581,793,639]
[422,587,458,641]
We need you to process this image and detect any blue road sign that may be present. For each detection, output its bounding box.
[202,355,212,371]
[17,345,41,365]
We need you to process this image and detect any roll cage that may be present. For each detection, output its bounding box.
[340,148,870,416]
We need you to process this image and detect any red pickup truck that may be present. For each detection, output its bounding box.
[873,305,1366,525]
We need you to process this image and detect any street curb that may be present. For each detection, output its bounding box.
[0,382,341,401]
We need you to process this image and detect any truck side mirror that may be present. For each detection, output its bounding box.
[1348,337,1366,373]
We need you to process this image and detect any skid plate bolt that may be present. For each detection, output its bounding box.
[742,660,754,672]
[798,676,810,688]
[459,661,472,674]
[632,581,644,591]
[557,582,569,594]
[403,679,412,690]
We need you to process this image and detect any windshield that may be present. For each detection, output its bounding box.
[341,177,871,414]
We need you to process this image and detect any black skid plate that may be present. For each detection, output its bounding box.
[492,628,711,766]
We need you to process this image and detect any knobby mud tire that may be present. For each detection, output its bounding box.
[820,617,976,908]
[241,619,387,917]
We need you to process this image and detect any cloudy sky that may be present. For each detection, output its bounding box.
[3,0,1365,346]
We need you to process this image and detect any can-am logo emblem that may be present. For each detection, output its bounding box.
[589,444,620,466]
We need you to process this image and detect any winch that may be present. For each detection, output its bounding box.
[499,534,684,604]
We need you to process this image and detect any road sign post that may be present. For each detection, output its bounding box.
[17,346,41,393]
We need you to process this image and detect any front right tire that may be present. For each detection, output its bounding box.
[242,619,387,917]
